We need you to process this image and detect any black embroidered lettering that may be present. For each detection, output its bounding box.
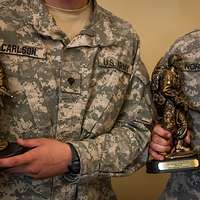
[22,46,26,54]
[32,47,37,56]
[17,45,22,53]
[1,44,6,51]
[109,59,115,67]
[117,61,128,73]
[103,58,108,67]
[118,61,122,69]
[190,64,196,70]
[184,63,200,72]
[184,63,189,71]
[99,57,130,74]
[122,64,126,71]
[6,44,11,53]
[0,43,45,59]
[11,45,17,53]
[123,64,128,72]
[26,47,32,55]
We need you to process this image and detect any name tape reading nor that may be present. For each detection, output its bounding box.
[184,62,200,72]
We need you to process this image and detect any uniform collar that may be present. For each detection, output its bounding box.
[29,0,65,40]
[30,0,115,47]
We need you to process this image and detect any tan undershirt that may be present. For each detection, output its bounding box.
[44,1,92,41]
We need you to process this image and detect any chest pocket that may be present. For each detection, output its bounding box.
[82,50,133,138]
[0,44,53,138]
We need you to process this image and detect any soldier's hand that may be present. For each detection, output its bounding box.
[149,124,173,160]
[0,138,72,179]
[149,124,191,160]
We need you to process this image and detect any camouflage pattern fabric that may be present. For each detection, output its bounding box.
[0,0,153,199]
[158,30,200,200]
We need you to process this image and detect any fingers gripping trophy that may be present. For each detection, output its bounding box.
[147,54,200,173]
[0,66,27,159]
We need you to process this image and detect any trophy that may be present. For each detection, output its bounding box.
[146,54,200,173]
[0,66,28,159]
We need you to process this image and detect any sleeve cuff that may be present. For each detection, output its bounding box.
[63,143,81,183]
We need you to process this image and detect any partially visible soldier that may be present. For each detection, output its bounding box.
[149,30,200,200]
[0,0,154,199]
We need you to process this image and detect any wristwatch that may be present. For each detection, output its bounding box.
[66,143,81,177]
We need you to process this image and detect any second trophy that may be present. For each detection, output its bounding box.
[146,54,200,173]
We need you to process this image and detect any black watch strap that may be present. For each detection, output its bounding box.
[68,143,80,174]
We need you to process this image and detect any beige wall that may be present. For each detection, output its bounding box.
[98,1,200,200]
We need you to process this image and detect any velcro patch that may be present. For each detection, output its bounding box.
[0,42,46,59]
[98,57,132,75]
[184,62,200,72]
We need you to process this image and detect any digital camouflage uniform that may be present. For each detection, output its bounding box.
[0,0,153,199]
[158,30,200,200]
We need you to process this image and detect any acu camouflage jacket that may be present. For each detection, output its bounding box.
[0,0,153,199]
[159,30,200,200]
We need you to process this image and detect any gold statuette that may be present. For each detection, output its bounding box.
[146,54,200,173]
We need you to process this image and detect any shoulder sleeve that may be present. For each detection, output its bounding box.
[158,30,200,66]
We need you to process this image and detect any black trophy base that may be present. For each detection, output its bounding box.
[146,152,200,173]
[0,142,29,171]
[0,142,28,158]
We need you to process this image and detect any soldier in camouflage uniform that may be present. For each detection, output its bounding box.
[149,30,200,200]
[0,0,154,199]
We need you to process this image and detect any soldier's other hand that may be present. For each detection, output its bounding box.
[149,124,173,160]
[0,138,72,179]
[184,130,191,144]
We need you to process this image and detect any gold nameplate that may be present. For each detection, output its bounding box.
[158,159,199,171]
